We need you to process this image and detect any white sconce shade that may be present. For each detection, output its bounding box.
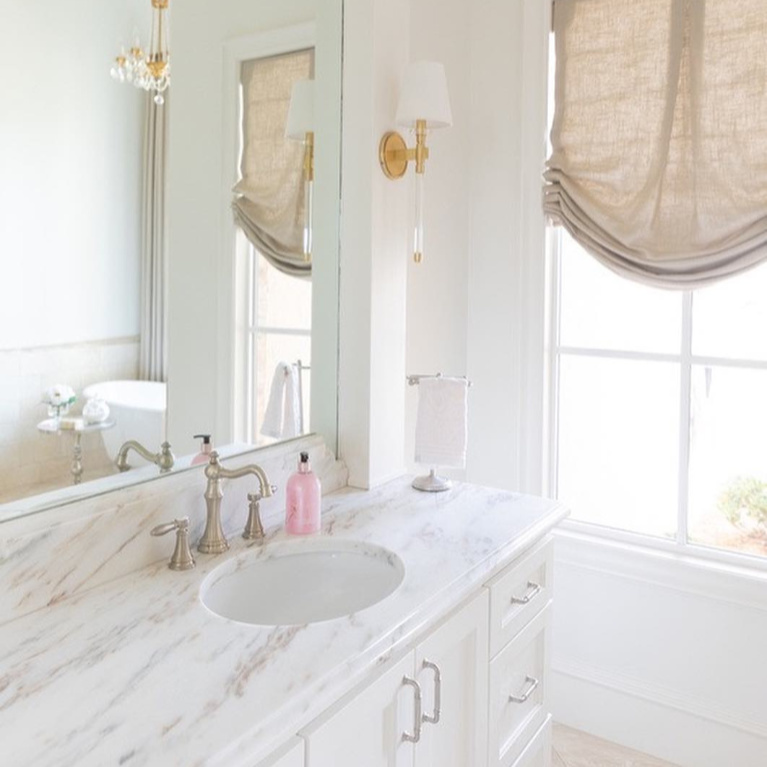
[395,61,452,129]
[286,80,315,139]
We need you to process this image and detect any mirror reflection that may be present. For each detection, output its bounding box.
[0,0,341,514]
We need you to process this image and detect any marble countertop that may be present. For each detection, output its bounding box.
[1,477,568,767]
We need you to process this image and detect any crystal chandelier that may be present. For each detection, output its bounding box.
[110,0,171,105]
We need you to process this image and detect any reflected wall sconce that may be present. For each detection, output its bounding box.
[286,80,315,261]
[379,61,452,263]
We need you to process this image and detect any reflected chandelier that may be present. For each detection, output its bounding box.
[110,0,171,105]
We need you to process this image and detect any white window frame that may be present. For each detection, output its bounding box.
[546,228,767,573]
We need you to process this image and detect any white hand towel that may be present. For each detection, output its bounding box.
[414,376,468,469]
[283,362,302,437]
[261,362,302,439]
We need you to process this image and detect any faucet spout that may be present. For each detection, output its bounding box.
[198,452,276,554]
[116,440,175,473]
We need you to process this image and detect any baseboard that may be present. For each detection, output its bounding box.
[551,661,767,767]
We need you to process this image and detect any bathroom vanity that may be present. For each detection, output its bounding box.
[1,461,566,767]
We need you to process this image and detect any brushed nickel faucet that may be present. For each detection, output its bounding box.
[198,451,276,554]
[151,517,196,571]
[116,440,175,473]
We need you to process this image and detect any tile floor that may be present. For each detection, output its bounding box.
[553,724,681,767]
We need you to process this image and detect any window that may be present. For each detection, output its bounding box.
[550,231,767,564]
[242,242,312,445]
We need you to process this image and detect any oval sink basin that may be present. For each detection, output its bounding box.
[200,539,405,626]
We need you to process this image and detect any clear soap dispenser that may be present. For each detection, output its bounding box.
[285,451,321,534]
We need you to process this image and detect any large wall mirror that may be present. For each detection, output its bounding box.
[0,0,342,520]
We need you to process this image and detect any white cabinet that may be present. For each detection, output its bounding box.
[304,592,489,767]
[296,537,556,767]
[488,607,550,767]
[510,716,552,767]
[305,652,417,767]
[415,591,489,767]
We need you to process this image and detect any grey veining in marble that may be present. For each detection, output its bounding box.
[1,476,567,767]
[0,435,347,624]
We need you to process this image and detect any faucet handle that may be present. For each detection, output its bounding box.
[243,492,265,541]
[151,517,196,571]
[158,442,175,473]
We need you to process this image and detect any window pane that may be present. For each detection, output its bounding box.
[255,251,312,330]
[559,235,683,354]
[687,366,767,558]
[557,355,679,538]
[255,333,311,442]
[692,263,767,362]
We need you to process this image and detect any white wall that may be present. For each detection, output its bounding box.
[552,534,767,766]
[404,0,472,477]
[0,0,144,350]
[337,0,410,488]
[167,0,341,457]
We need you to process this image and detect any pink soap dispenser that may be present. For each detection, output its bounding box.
[285,451,321,535]
[191,434,213,466]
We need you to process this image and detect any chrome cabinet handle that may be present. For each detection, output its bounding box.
[422,660,442,725]
[509,675,539,704]
[510,581,542,605]
[402,676,423,743]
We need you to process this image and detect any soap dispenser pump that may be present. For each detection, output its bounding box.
[191,434,213,466]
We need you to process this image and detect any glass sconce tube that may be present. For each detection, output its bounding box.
[413,172,424,264]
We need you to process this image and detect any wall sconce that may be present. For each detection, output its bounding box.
[379,61,452,263]
[286,80,315,261]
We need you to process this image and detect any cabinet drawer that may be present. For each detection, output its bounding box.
[510,715,552,767]
[488,607,550,767]
[488,538,553,657]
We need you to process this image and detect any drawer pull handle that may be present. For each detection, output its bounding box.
[422,660,442,725]
[509,675,539,704]
[402,676,423,743]
[510,581,542,605]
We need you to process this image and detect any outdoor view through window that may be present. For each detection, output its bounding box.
[552,232,767,561]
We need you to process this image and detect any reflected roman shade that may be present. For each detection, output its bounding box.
[233,49,314,277]
[544,0,767,288]
[140,93,168,382]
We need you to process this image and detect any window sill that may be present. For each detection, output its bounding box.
[554,521,767,612]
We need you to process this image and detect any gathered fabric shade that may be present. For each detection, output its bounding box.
[544,0,767,288]
[233,49,314,277]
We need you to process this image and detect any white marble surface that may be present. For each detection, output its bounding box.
[0,435,347,623]
[1,477,567,767]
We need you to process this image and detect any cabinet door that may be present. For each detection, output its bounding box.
[305,653,418,767]
[415,591,490,767]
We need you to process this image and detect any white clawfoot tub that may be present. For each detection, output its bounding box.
[82,380,167,463]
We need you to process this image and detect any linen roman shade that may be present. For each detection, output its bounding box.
[544,0,767,288]
[233,49,314,277]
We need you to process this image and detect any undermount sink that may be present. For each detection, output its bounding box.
[200,538,405,626]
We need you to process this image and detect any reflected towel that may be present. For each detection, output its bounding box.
[414,376,468,468]
[261,362,302,439]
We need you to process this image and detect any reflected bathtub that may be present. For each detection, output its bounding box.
[82,380,167,462]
